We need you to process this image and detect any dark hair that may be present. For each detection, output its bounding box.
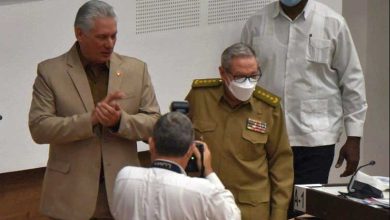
[153,112,194,157]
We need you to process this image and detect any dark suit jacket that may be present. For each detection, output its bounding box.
[29,43,160,220]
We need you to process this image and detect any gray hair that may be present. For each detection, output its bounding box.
[221,43,257,72]
[153,112,194,157]
[74,0,116,32]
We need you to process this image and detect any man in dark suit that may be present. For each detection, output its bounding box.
[28,1,160,219]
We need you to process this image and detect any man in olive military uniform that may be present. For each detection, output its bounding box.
[186,43,293,220]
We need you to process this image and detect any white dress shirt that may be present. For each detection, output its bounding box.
[241,0,367,146]
[112,160,241,220]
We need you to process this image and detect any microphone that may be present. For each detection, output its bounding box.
[347,160,376,193]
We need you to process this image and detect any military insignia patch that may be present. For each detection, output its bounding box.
[192,78,222,88]
[247,118,267,133]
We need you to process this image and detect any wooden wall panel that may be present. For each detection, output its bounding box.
[0,168,48,220]
[0,151,151,219]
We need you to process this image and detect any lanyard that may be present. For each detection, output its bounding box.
[151,160,183,174]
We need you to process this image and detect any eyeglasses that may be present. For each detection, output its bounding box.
[227,68,262,83]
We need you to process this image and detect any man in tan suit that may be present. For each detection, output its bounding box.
[28,1,160,219]
[186,43,293,220]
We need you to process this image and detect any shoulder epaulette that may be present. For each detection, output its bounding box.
[192,78,222,88]
[253,86,280,107]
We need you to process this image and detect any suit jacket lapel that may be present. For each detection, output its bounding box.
[108,53,123,94]
[66,44,95,112]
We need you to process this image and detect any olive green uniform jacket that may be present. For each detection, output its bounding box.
[186,79,293,220]
[28,44,160,220]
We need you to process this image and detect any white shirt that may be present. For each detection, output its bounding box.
[112,161,241,220]
[241,0,367,146]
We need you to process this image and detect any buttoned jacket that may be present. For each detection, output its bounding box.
[29,43,160,220]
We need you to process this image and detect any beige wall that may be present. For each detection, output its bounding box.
[329,0,389,183]
[363,0,389,176]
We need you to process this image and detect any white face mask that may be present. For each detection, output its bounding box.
[228,79,257,101]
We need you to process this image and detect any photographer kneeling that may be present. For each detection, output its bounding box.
[112,112,241,220]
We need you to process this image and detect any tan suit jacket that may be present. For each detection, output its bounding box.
[29,44,160,220]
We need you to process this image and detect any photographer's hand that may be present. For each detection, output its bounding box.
[193,141,213,176]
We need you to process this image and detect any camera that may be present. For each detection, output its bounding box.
[170,101,205,176]
[185,142,204,173]
[169,101,189,114]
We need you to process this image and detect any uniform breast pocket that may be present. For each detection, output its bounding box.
[240,130,268,161]
[193,120,217,141]
[306,38,331,64]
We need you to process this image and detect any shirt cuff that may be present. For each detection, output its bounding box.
[345,121,364,137]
